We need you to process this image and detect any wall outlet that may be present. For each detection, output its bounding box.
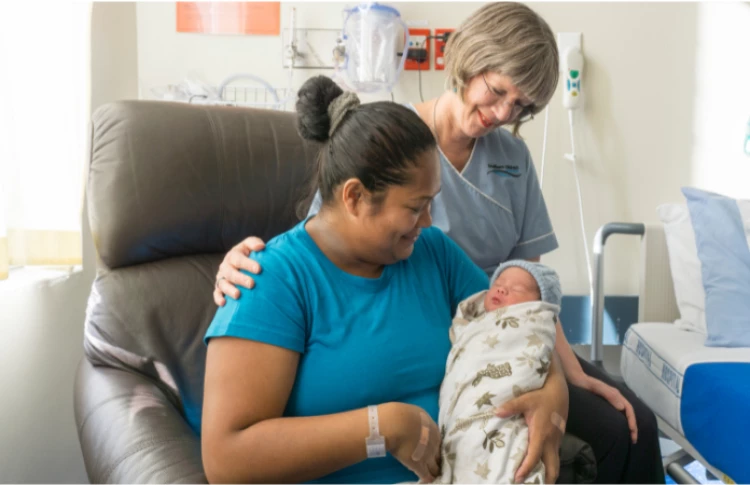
[404,28,430,71]
[434,28,453,70]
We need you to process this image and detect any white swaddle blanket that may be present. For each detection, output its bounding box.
[436,291,558,484]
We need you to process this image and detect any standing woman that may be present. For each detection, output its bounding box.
[411,5,664,482]
[213,3,664,483]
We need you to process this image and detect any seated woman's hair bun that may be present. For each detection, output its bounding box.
[295,75,344,142]
[294,75,436,216]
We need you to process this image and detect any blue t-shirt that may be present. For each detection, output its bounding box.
[202,219,488,483]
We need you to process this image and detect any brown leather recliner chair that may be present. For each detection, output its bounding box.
[74,100,596,484]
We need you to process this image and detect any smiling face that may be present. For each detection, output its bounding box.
[484,266,541,311]
[352,149,441,265]
[456,71,535,139]
[442,2,559,136]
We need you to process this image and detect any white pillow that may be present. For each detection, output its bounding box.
[656,203,707,334]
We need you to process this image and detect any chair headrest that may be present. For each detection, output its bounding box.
[88,101,320,269]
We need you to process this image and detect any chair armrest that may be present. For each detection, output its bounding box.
[74,358,207,484]
[558,433,597,484]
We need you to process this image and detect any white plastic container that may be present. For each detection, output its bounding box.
[339,3,409,93]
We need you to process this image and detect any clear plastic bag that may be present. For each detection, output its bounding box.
[338,3,409,93]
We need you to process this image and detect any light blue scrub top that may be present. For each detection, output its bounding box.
[308,112,558,276]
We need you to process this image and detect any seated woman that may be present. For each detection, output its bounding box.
[199,75,568,484]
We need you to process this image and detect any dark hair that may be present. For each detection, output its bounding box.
[296,76,436,208]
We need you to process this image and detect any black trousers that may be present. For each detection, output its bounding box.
[564,354,666,484]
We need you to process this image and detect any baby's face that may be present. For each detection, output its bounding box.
[484,267,541,311]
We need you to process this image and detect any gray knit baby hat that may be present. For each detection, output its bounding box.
[489,260,562,307]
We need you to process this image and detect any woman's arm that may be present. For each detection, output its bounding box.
[553,317,638,443]
[553,318,587,381]
[202,337,440,484]
[525,255,585,380]
[526,257,638,443]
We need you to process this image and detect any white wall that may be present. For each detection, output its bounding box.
[135,2,747,297]
[690,2,750,200]
[0,3,138,482]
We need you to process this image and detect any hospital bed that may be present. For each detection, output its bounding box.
[590,223,749,485]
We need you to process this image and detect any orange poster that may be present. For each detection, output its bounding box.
[177,2,280,35]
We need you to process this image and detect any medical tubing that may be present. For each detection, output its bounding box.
[285,59,294,108]
[218,74,281,106]
[568,109,576,161]
[284,8,296,109]
[568,109,594,300]
[540,105,550,189]
[418,61,425,102]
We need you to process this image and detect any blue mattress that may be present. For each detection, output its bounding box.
[681,362,750,484]
[621,323,750,484]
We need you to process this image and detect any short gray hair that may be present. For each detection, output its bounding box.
[444,2,559,136]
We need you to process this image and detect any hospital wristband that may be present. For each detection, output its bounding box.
[365,405,387,458]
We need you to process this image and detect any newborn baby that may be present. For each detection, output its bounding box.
[484,265,547,311]
[436,260,561,484]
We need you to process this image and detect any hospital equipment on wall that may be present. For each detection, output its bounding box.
[150,73,292,110]
[335,3,409,94]
[281,2,409,94]
[281,10,342,71]
[267,2,411,95]
[151,3,410,109]
[539,33,594,307]
[151,7,301,110]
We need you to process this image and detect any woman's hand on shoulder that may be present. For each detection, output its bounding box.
[214,236,266,306]
[380,402,442,483]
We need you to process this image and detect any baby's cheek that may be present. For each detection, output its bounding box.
[513,295,535,305]
[484,292,500,312]
[483,292,495,311]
